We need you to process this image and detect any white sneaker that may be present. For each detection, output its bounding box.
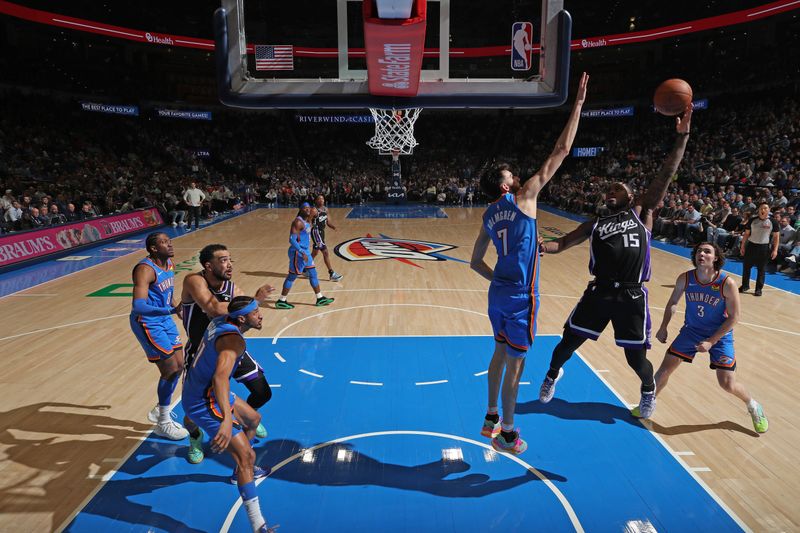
[147,404,159,423]
[636,388,657,419]
[148,404,179,423]
[539,367,564,403]
[171,222,178,227]
[154,420,189,440]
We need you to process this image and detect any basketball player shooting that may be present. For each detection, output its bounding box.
[538,104,693,420]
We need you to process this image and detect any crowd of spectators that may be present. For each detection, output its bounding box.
[1,86,798,277]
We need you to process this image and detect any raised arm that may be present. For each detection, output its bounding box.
[518,72,589,201]
[639,105,693,216]
[470,226,494,282]
[540,220,594,254]
[655,272,687,343]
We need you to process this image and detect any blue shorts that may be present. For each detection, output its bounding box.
[488,285,539,356]
[288,249,315,274]
[668,326,736,370]
[130,315,183,362]
[184,389,242,440]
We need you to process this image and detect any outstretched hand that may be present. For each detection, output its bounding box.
[676,104,693,134]
[574,72,589,106]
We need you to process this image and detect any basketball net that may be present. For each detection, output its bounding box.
[366,107,422,156]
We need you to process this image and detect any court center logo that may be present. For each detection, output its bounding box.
[334,234,466,268]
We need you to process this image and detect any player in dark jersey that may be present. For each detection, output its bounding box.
[178,243,274,463]
[182,296,278,533]
[471,72,589,455]
[643,241,768,432]
[276,203,335,309]
[130,232,188,440]
[538,104,694,419]
[311,195,343,281]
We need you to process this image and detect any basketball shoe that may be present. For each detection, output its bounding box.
[748,401,768,433]
[480,416,501,438]
[275,300,294,310]
[632,387,657,419]
[491,429,527,455]
[330,271,343,281]
[154,420,189,440]
[187,429,204,464]
[255,423,268,439]
[539,367,564,403]
[315,296,334,306]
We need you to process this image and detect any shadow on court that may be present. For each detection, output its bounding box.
[70,438,222,532]
[648,419,759,437]
[252,438,566,497]
[516,397,646,429]
[0,402,154,529]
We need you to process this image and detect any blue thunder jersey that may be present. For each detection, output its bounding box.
[483,193,539,290]
[683,270,731,337]
[289,216,311,256]
[182,317,244,404]
[131,257,175,323]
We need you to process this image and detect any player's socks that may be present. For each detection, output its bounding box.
[315,292,322,298]
[239,481,266,531]
[485,412,499,424]
[157,405,173,425]
[156,374,179,416]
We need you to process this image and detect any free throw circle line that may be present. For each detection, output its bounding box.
[220,430,584,533]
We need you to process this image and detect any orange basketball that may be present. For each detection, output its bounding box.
[653,79,693,116]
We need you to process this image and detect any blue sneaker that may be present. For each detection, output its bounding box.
[230,464,271,484]
[187,429,204,464]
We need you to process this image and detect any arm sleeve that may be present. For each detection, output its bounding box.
[132,298,173,316]
[289,234,305,253]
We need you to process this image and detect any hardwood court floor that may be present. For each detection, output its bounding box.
[0,206,797,532]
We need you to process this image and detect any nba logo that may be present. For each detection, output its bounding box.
[511,22,533,71]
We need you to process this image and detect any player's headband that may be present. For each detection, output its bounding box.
[301,202,311,208]
[228,299,258,318]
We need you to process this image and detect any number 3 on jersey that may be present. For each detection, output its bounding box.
[496,228,508,256]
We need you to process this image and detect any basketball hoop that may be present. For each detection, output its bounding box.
[366,107,422,156]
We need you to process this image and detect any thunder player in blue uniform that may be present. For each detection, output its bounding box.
[182,296,277,532]
[644,241,768,433]
[471,72,588,455]
[130,232,189,440]
[276,203,334,309]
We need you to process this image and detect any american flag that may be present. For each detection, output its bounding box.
[255,45,294,71]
